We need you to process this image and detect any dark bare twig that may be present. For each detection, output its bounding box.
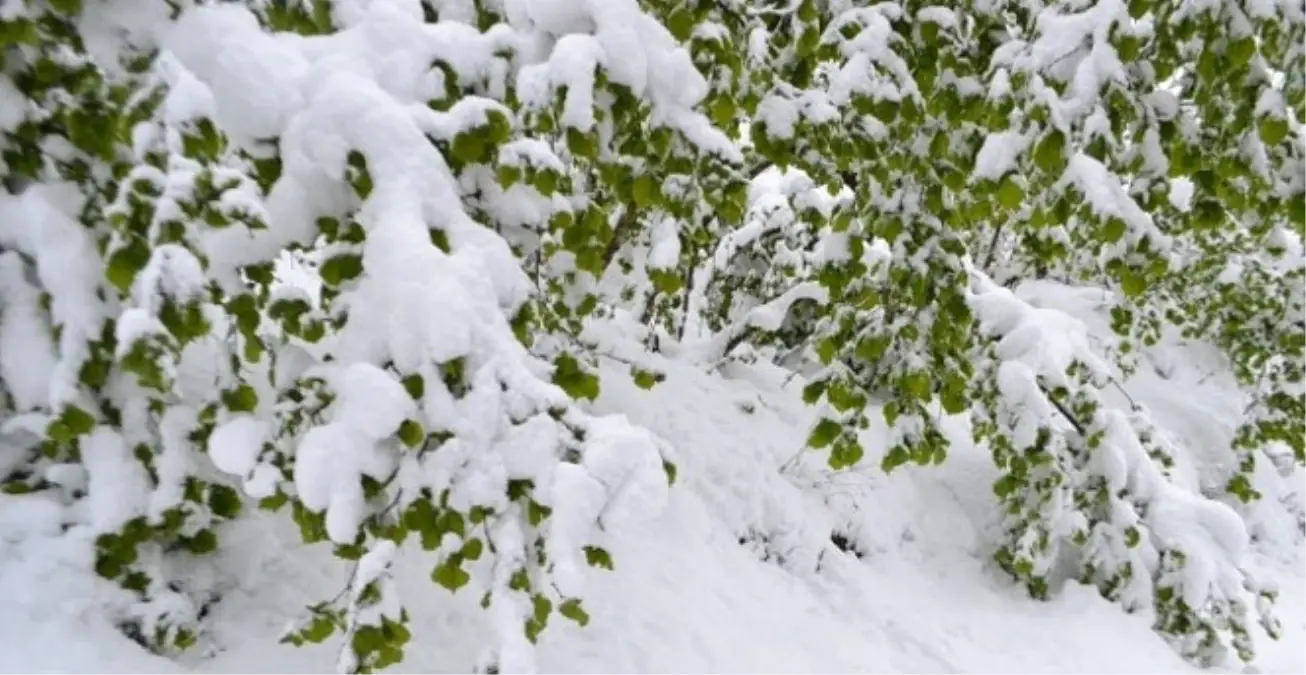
[1040,384,1087,436]
[981,224,1004,272]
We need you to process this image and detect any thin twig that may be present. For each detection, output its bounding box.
[981,223,1004,273]
[1040,384,1087,436]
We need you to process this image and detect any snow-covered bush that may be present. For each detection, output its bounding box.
[695,0,1303,666]
[0,0,695,671]
[1,0,1301,672]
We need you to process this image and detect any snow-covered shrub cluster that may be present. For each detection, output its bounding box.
[692,0,1303,667]
[0,0,690,671]
[0,0,1300,672]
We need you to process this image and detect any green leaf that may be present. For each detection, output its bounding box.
[461,537,484,561]
[207,484,242,519]
[1227,38,1255,69]
[992,475,1019,498]
[397,419,425,448]
[106,240,151,293]
[301,616,336,644]
[631,367,664,390]
[431,557,471,591]
[566,127,597,159]
[320,253,364,287]
[531,593,552,625]
[996,176,1024,210]
[1033,129,1066,174]
[1259,117,1289,146]
[334,543,365,561]
[667,7,695,41]
[533,170,559,196]
[920,21,939,46]
[880,446,910,473]
[797,0,817,22]
[1290,193,1306,229]
[0,19,40,47]
[1114,34,1140,61]
[221,384,259,413]
[527,500,552,527]
[940,377,968,415]
[497,164,522,189]
[346,151,373,198]
[439,509,466,539]
[829,436,864,470]
[559,598,590,626]
[183,528,219,555]
[451,131,487,164]
[1101,217,1127,243]
[401,374,424,399]
[583,545,614,571]
[552,353,600,401]
[631,174,658,209]
[816,338,838,364]
[57,405,97,437]
[509,568,531,592]
[854,336,889,363]
[807,418,842,449]
[293,500,329,544]
[710,96,736,130]
[900,372,930,400]
[802,381,827,405]
[1119,268,1147,298]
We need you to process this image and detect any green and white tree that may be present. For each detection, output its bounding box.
[0,0,1301,672]
[0,0,702,670]
[694,0,1303,667]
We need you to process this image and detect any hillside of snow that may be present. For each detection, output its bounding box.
[3,287,1302,674]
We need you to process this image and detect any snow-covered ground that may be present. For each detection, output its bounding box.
[2,315,1301,674]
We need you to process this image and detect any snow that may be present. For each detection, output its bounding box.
[167,7,309,141]
[326,363,416,442]
[1168,177,1195,212]
[646,215,681,271]
[0,184,108,409]
[546,463,608,597]
[294,422,387,544]
[0,78,25,133]
[578,415,669,532]
[151,405,200,518]
[974,130,1032,181]
[133,244,208,308]
[917,7,958,29]
[0,253,58,412]
[81,428,152,534]
[1061,153,1165,245]
[4,325,1302,674]
[208,415,271,479]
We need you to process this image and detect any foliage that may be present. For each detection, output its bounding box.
[691,0,1303,667]
[0,0,1301,672]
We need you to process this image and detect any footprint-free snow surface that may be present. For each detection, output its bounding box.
[3,323,1303,674]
